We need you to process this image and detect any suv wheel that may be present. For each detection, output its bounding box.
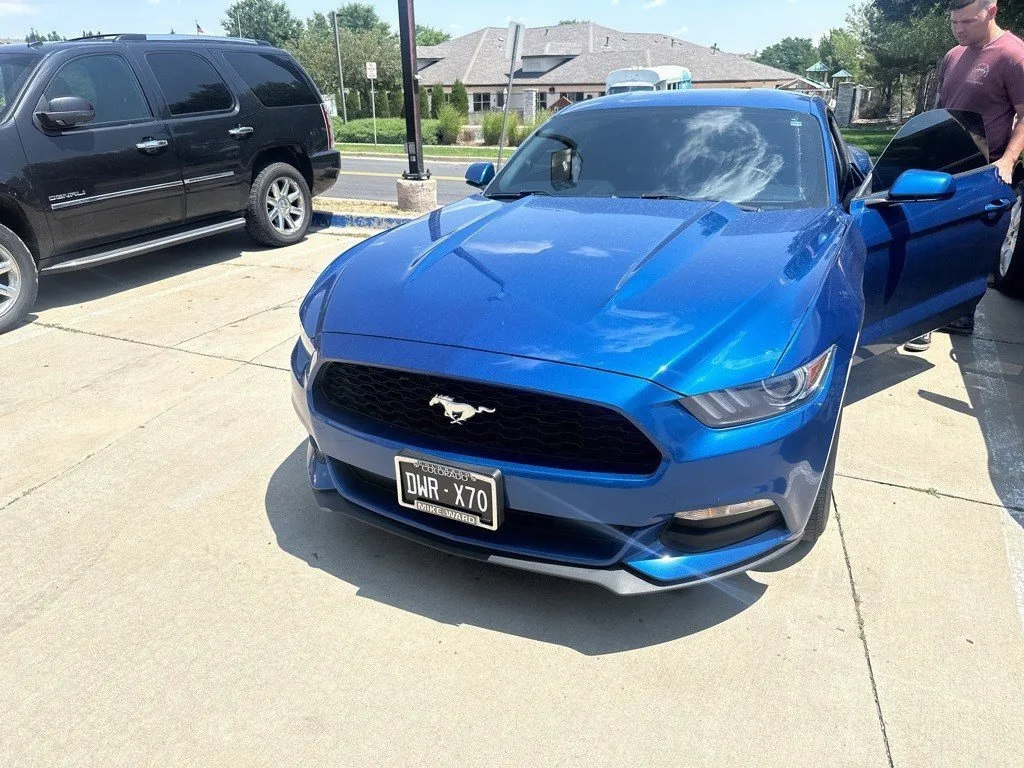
[995,184,1024,298]
[245,162,312,248]
[0,224,38,334]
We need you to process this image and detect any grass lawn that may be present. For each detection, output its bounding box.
[337,142,506,160]
[840,126,898,158]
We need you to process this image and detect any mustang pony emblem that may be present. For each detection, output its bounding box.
[429,395,496,424]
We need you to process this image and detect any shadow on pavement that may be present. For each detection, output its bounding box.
[845,347,934,406]
[32,231,267,314]
[266,444,768,655]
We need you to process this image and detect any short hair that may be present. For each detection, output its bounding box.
[949,0,996,9]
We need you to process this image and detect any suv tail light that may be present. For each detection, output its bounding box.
[320,102,334,150]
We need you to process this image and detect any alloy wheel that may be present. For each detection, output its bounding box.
[1000,196,1021,278]
[265,177,306,235]
[0,244,22,320]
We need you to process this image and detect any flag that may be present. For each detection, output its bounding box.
[195,21,205,34]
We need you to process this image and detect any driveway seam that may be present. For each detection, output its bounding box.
[833,492,895,768]
[836,471,1024,514]
[34,322,289,373]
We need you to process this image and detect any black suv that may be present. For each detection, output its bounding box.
[0,34,340,332]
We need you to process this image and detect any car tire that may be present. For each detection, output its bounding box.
[245,162,312,248]
[995,181,1024,299]
[802,414,841,543]
[0,223,38,335]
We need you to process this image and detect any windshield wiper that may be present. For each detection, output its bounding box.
[484,189,551,200]
[639,194,760,211]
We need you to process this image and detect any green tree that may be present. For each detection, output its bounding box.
[429,83,445,118]
[818,28,864,80]
[335,2,391,35]
[418,83,430,116]
[345,89,363,119]
[416,25,451,46]
[753,37,819,76]
[376,90,391,118]
[558,19,587,25]
[389,90,404,118]
[25,29,63,43]
[450,80,469,116]
[222,0,301,47]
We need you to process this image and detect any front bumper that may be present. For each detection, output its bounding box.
[292,333,845,595]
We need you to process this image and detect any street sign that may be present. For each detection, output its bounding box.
[365,61,377,80]
[505,22,524,64]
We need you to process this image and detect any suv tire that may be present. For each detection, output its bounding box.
[0,224,38,334]
[245,162,312,248]
[994,181,1024,298]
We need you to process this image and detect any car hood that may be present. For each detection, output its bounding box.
[319,195,846,395]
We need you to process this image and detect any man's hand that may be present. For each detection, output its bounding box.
[994,155,1017,184]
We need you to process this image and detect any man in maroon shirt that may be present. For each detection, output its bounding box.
[906,0,1024,351]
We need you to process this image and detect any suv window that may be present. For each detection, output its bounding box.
[43,54,151,125]
[147,52,233,116]
[223,52,319,108]
[0,52,41,119]
[870,109,989,193]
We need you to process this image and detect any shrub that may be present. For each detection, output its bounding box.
[375,90,391,118]
[481,111,504,145]
[430,84,446,118]
[450,80,469,116]
[334,117,439,145]
[344,89,362,120]
[418,84,430,115]
[505,111,522,146]
[521,109,551,142]
[389,90,404,118]
[436,104,462,145]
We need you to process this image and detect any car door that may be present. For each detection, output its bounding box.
[18,51,184,255]
[853,109,1012,352]
[137,47,250,222]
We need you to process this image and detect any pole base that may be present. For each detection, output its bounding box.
[396,178,438,213]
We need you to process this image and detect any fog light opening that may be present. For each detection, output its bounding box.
[674,498,776,523]
[309,437,326,463]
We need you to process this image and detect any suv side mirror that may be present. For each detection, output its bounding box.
[36,96,96,130]
[866,169,956,207]
[465,162,496,188]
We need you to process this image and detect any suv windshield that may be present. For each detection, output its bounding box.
[0,53,41,119]
[488,106,829,209]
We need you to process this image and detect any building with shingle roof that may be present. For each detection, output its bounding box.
[417,22,800,113]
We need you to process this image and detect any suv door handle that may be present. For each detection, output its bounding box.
[985,198,1014,212]
[229,126,254,139]
[136,138,168,153]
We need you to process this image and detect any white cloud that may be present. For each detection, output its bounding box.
[642,0,666,8]
[0,1,36,14]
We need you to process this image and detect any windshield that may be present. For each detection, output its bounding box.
[488,106,829,209]
[0,53,41,119]
[607,84,654,94]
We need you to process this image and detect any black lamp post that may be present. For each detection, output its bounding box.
[397,0,430,181]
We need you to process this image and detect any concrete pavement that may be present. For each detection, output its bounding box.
[325,155,475,206]
[1,230,1023,766]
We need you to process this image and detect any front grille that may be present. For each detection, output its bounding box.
[315,362,662,475]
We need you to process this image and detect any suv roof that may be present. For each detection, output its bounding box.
[9,34,274,54]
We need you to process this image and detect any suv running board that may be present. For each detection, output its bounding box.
[40,218,247,275]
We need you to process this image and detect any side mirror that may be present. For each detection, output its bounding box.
[465,162,495,189]
[848,146,872,177]
[868,169,956,206]
[36,96,95,130]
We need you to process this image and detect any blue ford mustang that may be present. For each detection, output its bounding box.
[292,90,1013,594]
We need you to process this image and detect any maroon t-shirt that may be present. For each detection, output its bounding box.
[939,31,1024,158]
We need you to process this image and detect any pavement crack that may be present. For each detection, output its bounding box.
[833,492,895,768]
[836,471,1024,514]
[34,322,289,372]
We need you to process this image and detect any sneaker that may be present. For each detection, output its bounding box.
[904,332,932,352]
[940,314,975,336]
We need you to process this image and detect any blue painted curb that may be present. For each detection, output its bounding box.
[310,211,416,232]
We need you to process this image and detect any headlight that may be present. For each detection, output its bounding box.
[682,346,836,428]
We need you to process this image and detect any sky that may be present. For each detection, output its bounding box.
[0,0,859,54]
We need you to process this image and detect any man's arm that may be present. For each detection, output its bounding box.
[994,108,1024,183]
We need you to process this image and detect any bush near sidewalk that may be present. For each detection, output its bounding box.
[436,105,462,145]
[332,117,441,145]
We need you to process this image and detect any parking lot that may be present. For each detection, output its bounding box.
[2,230,1023,766]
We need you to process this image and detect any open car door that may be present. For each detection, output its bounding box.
[853,109,1013,356]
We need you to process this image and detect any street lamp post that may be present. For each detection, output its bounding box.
[396,0,429,181]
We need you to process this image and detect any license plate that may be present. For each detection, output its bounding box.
[394,456,503,531]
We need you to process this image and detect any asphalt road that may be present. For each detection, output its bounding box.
[2,230,1024,764]
[324,154,480,205]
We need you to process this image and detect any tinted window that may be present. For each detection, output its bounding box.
[0,53,41,119]
[224,52,318,108]
[43,55,151,125]
[870,109,988,193]
[147,52,233,116]
[489,106,830,210]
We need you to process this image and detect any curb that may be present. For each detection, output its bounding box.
[310,210,417,233]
